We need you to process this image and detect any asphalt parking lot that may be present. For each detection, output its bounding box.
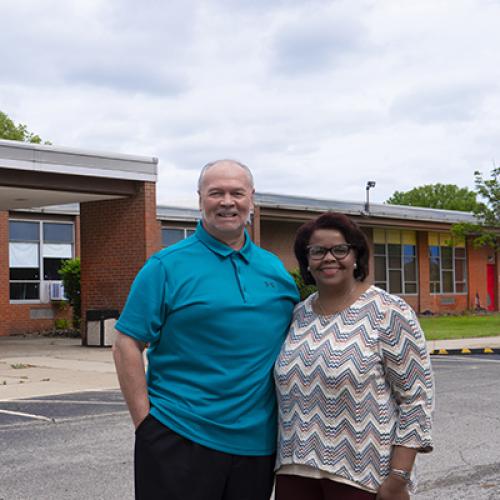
[1,355,500,500]
[0,390,127,427]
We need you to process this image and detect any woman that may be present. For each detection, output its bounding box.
[274,213,434,500]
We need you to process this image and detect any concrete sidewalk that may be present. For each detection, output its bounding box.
[0,336,119,401]
[1,334,500,402]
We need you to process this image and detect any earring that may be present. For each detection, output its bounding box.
[307,266,311,272]
[353,262,358,270]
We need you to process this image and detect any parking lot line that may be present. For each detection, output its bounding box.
[0,409,53,422]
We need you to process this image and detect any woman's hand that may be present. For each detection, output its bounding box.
[376,474,409,500]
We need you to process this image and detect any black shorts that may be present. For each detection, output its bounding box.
[134,414,275,500]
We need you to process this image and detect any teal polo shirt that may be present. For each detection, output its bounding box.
[116,221,299,456]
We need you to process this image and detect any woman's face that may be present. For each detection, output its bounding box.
[307,229,357,290]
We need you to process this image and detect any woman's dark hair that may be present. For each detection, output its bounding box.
[294,212,370,285]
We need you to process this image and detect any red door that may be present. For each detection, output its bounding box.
[487,264,496,311]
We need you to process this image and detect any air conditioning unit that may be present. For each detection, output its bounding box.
[49,282,66,301]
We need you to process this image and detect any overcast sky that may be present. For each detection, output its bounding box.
[1,0,499,207]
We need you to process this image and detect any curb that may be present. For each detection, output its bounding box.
[429,348,500,356]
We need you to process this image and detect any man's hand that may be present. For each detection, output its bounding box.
[376,475,409,500]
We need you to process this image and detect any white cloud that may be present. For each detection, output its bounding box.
[1,0,500,208]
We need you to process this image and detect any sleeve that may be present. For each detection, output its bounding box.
[379,300,434,452]
[115,256,167,344]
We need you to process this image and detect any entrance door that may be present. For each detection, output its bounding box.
[487,264,496,311]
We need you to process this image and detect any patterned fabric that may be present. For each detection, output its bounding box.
[274,286,434,493]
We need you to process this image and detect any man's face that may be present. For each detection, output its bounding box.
[198,162,254,243]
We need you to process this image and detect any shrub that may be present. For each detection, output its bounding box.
[58,258,81,329]
[54,318,71,330]
[289,268,317,301]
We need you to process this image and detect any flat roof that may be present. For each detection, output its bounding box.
[254,192,478,224]
[0,139,158,182]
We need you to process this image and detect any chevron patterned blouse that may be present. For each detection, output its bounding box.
[274,286,434,493]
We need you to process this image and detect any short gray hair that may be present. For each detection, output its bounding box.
[197,159,254,192]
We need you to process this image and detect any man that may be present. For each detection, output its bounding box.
[113,159,299,500]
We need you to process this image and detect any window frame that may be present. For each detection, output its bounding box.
[428,235,467,295]
[161,226,195,248]
[373,229,418,295]
[9,219,75,304]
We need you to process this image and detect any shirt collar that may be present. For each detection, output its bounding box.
[195,220,252,262]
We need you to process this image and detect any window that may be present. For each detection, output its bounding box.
[161,227,195,247]
[428,233,467,294]
[9,220,74,302]
[373,229,418,295]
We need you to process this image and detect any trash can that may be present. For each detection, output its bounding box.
[86,309,119,347]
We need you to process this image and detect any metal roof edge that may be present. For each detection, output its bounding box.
[254,192,477,224]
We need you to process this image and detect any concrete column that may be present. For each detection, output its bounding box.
[80,181,160,344]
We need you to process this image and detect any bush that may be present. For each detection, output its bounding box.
[54,318,71,330]
[289,268,317,301]
[58,258,81,329]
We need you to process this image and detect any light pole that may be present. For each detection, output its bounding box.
[365,181,376,213]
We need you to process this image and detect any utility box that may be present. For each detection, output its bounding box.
[86,309,119,347]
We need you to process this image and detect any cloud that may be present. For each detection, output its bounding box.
[390,84,488,124]
[1,0,500,210]
[270,4,367,75]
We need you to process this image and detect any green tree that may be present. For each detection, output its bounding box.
[452,168,500,249]
[386,183,478,212]
[0,110,48,144]
[58,258,81,329]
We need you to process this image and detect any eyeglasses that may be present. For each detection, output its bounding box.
[307,244,354,260]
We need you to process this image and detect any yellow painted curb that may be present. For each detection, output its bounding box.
[484,348,494,354]
[438,348,448,355]
[461,348,471,354]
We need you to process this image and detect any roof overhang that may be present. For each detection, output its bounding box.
[0,139,158,210]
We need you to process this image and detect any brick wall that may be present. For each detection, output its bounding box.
[260,220,302,270]
[467,241,490,310]
[0,211,10,336]
[80,181,159,343]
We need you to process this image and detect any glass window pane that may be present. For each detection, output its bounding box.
[375,256,386,282]
[430,257,440,281]
[405,283,417,294]
[455,282,466,293]
[388,244,401,269]
[430,281,440,293]
[43,223,73,243]
[442,271,453,293]
[389,270,402,294]
[10,267,40,280]
[9,221,39,241]
[403,244,415,256]
[429,246,440,258]
[186,229,195,237]
[404,259,416,282]
[374,244,386,256]
[455,247,465,258]
[454,259,465,282]
[375,282,387,291]
[43,258,66,280]
[441,247,453,269]
[162,228,184,247]
[10,282,40,300]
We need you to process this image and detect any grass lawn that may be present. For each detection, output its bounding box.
[419,313,500,340]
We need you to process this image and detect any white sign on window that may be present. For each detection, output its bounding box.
[43,243,72,258]
[9,243,39,268]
